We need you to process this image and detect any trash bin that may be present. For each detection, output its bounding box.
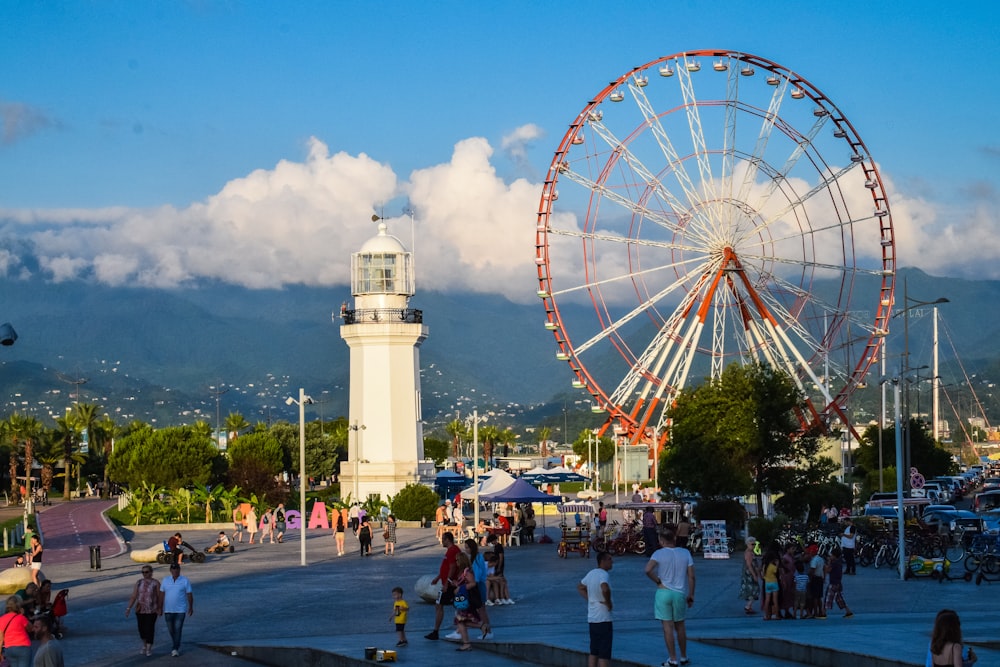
[89,545,101,570]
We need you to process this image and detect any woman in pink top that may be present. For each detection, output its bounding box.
[0,595,33,667]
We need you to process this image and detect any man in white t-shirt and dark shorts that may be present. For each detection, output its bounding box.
[645,528,696,666]
[577,551,614,667]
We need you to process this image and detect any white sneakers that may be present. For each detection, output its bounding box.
[444,631,462,640]
[494,598,515,605]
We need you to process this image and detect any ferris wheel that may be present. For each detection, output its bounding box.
[535,50,896,442]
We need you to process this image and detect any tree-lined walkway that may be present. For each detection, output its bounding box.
[35,499,123,565]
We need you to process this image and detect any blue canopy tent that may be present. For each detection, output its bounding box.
[434,470,468,498]
[480,479,561,542]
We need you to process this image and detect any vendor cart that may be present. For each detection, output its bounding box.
[556,503,594,558]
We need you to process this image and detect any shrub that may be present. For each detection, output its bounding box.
[390,483,440,522]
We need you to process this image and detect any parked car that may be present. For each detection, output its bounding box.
[978,509,1000,534]
[921,509,982,535]
[973,490,1000,512]
[980,477,1000,492]
[921,504,956,517]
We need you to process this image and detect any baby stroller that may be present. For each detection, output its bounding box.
[34,589,69,639]
[156,540,206,564]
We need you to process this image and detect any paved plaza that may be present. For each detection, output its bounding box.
[9,499,1000,666]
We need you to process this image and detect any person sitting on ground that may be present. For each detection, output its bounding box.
[206,531,232,554]
[15,582,38,616]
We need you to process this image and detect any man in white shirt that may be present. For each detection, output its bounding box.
[645,528,696,666]
[840,517,857,575]
[158,563,194,657]
[577,551,614,667]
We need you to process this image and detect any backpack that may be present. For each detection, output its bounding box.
[262,513,269,524]
[276,509,285,522]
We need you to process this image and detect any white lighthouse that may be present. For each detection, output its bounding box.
[338,219,435,501]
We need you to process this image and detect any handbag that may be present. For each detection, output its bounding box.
[453,583,469,610]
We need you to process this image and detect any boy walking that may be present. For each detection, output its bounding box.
[391,586,408,647]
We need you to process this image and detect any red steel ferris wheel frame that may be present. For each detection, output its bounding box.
[534,49,896,442]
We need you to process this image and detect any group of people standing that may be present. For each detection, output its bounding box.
[423,531,512,650]
[0,591,64,667]
[231,504,287,545]
[739,528,854,621]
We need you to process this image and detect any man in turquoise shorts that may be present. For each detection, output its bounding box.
[644,528,696,667]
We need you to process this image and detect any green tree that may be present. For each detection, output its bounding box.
[108,425,216,490]
[53,416,83,500]
[572,429,614,463]
[423,436,449,465]
[390,483,440,521]
[662,362,831,515]
[227,431,286,503]
[854,419,955,500]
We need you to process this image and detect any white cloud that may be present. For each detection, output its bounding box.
[0,134,539,301]
[0,132,995,305]
[501,123,544,168]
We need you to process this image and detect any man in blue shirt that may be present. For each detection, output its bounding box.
[158,563,194,657]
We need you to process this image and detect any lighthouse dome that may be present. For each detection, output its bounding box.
[360,222,407,253]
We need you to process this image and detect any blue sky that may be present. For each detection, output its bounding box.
[0,1,997,298]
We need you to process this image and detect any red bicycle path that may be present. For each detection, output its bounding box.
[2,499,123,567]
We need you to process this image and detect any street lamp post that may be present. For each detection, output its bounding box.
[209,385,229,448]
[349,420,366,503]
[894,281,948,483]
[285,388,313,567]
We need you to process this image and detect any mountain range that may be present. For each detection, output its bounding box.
[1,267,998,433]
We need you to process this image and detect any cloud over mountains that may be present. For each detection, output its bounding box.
[0,125,997,304]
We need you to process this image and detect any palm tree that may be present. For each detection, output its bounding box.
[537,426,552,458]
[0,418,20,504]
[6,414,42,502]
[225,412,251,444]
[35,429,64,498]
[479,424,500,470]
[96,416,119,498]
[53,416,82,500]
[445,419,467,459]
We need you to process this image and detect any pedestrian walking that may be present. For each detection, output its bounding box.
[390,586,408,647]
[739,537,760,614]
[260,507,274,544]
[125,565,161,657]
[245,506,258,545]
[335,512,347,556]
[383,515,398,555]
[424,532,460,641]
[823,547,853,618]
[578,550,614,667]
[232,506,244,543]
[274,503,287,543]
[158,563,194,657]
[840,517,857,575]
[0,595,32,667]
[645,528,695,666]
[358,516,373,556]
[349,503,360,532]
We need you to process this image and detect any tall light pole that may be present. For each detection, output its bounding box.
[285,388,313,567]
[209,385,229,448]
[894,280,948,483]
[349,420,366,502]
